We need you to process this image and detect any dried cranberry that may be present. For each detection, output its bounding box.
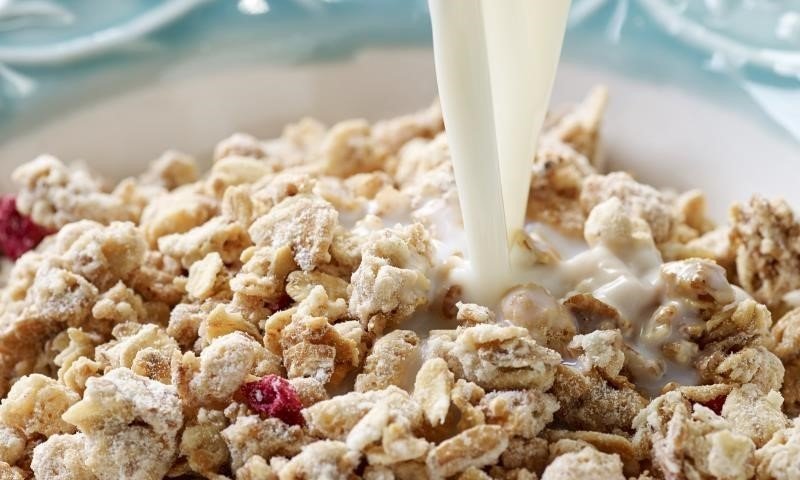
[0,195,51,260]
[699,395,726,415]
[240,374,305,426]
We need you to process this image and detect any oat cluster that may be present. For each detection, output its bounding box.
[1,88,799,479]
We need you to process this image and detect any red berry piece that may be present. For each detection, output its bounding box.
[240,374,305,426]
[0,195,52,260]
[699,395,726,415]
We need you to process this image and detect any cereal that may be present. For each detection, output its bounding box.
[2,93,799,478]
[355,329,420,392]
[730,196,800,309]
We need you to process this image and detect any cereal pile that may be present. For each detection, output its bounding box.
[1,88,800,480]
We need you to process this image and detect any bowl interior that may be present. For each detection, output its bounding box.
[0,47,796,222]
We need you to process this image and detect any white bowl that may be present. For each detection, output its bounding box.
[0,47,796,222]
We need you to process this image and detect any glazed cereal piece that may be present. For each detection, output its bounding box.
[0,425,25,466]
[349,224,433,335]
[428,325,561,391]
[230,245,296,320]
[583,197,656,254]
[61,368,183,480]
[632,390,755,480]
[772,307,800,362]
[544,430,639,478]
[664,226,734,267]
[178,409,230,476]
[0,461,24,480]
[413,358,454,427]
[730,196,800,309]
[140,150,199,190]
[455,302,494,327]
[498,437,549,476]
[125,250,185,306]
[754,418,800,480]
[250,171,316,212]
[551,365,646,434]
[700,299,772,348]
[95,323,179,384]
[178,331,281,409]
[248,194,337,272]
[348,402,429,465]
[60,221,147,291]
[214,132,266,161]
[526,140,595,236]
[30,433,96,480]
[0,374,79,437]
[541,446,624,480]
[53,328,101,380]
[371,100,443,156]
[60,357,102,395]
[304,386,422,441]
[205,156,273,198]
[286,270,349,303]
[140,189,217,246]
[479,389,559,439]
[355,330,420,392]
[697,346,784,394]
[319,120,384,178]
[280,295,362,385]
[563,293,632,337]
[90,281,148,331]
[660,258,736,314]
[580,172,674,244]
[221,415,305,472]
[426,425,508,479]
[287,377,328,407]
[276,440,361,480]
[567,330,625,379]
[166,301,217,350]
[292,283,348,322]
[159,216,250,269]
[12,155,137,230]
[542,85,608,163]
[500,285,576,353]
[721,383,788,448]
[235,455,277,480]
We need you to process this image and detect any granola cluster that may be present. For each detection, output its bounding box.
[0,89,798,479]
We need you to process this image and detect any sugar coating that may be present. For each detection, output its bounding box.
[0,91,796,478]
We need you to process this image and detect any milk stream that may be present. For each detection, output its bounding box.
[482,0,571,243]
[428,0,571,304]
[428,0,511,304]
